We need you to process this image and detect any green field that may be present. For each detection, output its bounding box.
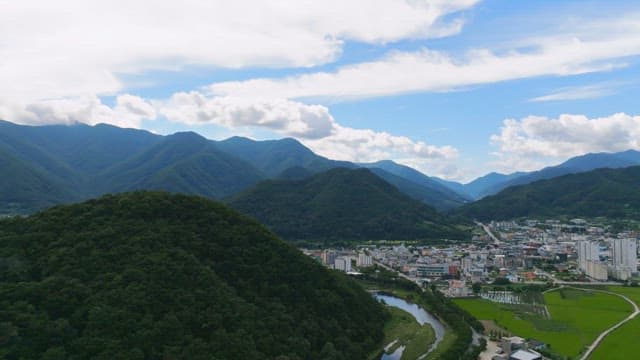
[589,286,640,360]
[370,306,435,360]
[454,288,632,358]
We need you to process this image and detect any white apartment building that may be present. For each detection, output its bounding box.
[334,257,351,272]
[356,252,373,267]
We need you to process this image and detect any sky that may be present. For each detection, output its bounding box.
[1,0,640,182]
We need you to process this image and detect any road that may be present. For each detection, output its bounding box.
[373,260,418,284]
[476,222,502,244]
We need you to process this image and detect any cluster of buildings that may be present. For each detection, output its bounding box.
[303,249,373,273]
[303,219,638,295]
[577,237,637,280]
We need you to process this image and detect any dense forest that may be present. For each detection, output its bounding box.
[0,192,387,359]
[228,167,469,242]
[455,166,640,221]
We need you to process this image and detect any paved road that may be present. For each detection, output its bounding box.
[476,222,502,244]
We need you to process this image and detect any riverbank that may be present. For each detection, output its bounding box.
[358,265,485,360]
[369,306,435,360]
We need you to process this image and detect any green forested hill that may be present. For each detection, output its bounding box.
[0,192,386,359]
[228,168,468,242]
[455,166,640,221]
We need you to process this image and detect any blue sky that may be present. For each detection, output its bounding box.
[1,0,640,181]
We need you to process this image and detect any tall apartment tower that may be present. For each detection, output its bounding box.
[577,241,599,272]
[612,238,637,271]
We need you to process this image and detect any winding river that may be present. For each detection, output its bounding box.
[375,294,446,360]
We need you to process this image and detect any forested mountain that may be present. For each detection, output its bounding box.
[361,160,472,209]
[454,166,640,221]
[96,132,264,198]
[217,138,469,210]
[0,192,386,359]
[462,172,526,199]
[0,147,76,214]
[0,120,473,214]
[216,136,355,177]
[368,168,467,211]
[228,167,468,242]
[467,150,640,198]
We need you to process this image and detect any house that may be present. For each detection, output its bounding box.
[509,349,542,360]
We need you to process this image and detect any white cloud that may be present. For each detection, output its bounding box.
[210,17,640,100]
[490,112,640,172]
[529,84,616,102]
[0,95,155,129]
[0,0,477,103]
[303,124,460,179]
[157,93,335,139]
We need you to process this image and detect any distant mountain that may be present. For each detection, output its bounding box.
[455,166,640,221]
[217,136,355,177]
[97,132,264,198]
[462,172,525,199]
[0,146,76,215]
[464,150,640,199]
[430,176,472,199]
[276,165,314,180]
[474,150,640,198]
[0,120,161,178]
[367,168,466,211]
[228,167,468,241]
[361,160,472,210]
[0,191,386,358]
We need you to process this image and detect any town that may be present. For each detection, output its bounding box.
[303,219,639,360]
[305,219,639,294]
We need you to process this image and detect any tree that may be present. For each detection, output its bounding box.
[472,282,482,294]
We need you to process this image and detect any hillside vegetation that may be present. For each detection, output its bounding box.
[455,166,640,221]
[229,168,468,242]
[0,192,386,359]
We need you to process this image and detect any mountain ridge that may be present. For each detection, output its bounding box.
[454,166,640,221]
[228,167,469,242]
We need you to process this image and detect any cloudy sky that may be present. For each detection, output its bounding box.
[1,0,639,182]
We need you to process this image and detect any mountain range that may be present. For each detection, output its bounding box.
[0,120,469,214]
[2,119,640,225]
[455,166,640,221]
[463,150,640,199]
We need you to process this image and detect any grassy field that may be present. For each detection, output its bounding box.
[422,329,456,360]
[589,286,640,360]
[454,288,632,358]
[370,306,435,360]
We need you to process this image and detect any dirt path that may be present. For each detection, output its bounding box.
[545,287,640,360]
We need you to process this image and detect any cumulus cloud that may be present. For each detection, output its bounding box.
[157,93,335,139]
[303,124,460,179]
[210,17,640,100]
[0,95,156,129]
[490,112,640,172]
[0,0,477,103]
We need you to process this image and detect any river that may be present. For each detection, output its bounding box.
[375,294,446,360]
